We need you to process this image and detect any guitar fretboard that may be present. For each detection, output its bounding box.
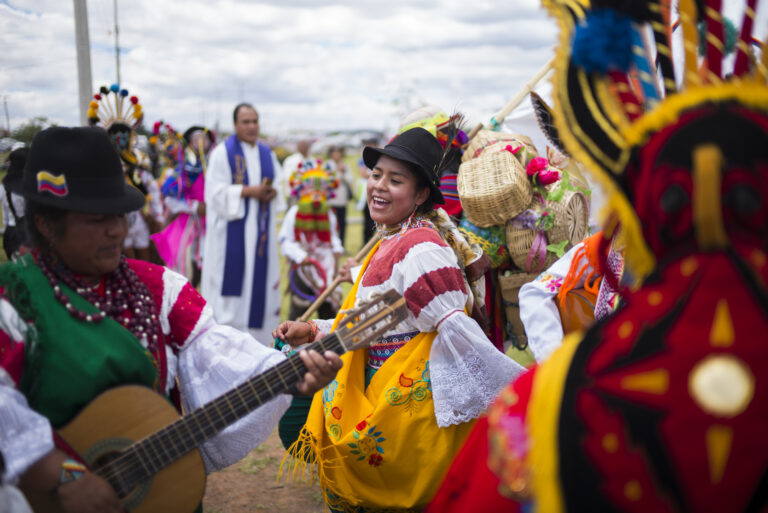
[100,332,346,495]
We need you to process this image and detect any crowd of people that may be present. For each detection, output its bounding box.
[2,1,768,511]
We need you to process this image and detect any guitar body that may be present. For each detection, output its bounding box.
[25,385,205,513]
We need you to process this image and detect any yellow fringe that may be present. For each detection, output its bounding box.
[279,431,422,513]
[528,332,584,513]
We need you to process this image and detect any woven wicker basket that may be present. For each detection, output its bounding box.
[546,190,590,247]
[506,222,559,273]
[458,151,533,227]
[463,130,538,163]
[498,271,538,349]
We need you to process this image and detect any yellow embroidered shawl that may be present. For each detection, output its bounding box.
[283,241,475,512]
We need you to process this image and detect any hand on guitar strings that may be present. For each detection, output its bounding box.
[294,349,343,396]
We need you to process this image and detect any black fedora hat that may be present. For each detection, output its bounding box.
[183,125,216,146]
[21,126,145,214]
[363,127,444,204]
[3,147,28,194]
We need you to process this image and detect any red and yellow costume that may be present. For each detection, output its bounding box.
[430,1,768,511]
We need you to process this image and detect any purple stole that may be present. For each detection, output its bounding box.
[221,135,274,328]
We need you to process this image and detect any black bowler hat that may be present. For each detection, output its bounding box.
[363,127,445,204]
[21,126,145,214]
[183,125,216,146]
[3,147,28,194]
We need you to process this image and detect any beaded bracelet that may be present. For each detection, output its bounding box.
[57,458,87,491]
[305,320,319,344]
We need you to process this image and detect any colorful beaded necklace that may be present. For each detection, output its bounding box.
[38,252,162,353]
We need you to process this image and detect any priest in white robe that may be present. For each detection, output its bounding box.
[201,103,285,344]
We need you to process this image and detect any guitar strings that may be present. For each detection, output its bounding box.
[97,308,400,487]
[97,335,344,484]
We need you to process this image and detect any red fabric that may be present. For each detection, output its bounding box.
[168,281,207,348]
[0,322,24,386]
[403,267,466,318]
[362,227,447,287]
[127,259,166,314]
[580,253,768,512]
[427,368,537,513]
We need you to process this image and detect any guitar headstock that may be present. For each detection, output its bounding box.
[332,289,408,352]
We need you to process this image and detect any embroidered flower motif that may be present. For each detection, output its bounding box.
[356,420,368,431]
[332,406,342,420]
[348,423,386,464]
[545,277,563,293]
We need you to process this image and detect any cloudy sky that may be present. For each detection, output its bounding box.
[1,0,558,137]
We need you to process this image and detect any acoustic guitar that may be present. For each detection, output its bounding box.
[25,289,408,513]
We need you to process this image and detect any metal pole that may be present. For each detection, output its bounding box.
[73,0,93,126]
[3,96,10,133]
[113,0,121,85]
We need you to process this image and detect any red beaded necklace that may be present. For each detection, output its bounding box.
[38,252,163,353]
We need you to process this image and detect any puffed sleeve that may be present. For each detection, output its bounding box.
[395,233,526,427]
[519,242,589,363]
[158,268,291,472]
[0,298,54,485]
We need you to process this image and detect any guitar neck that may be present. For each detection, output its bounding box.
[102,332,347,492]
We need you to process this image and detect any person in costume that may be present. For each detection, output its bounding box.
[273,127,525,512]
[0,126,342,513]
[151,125,215,287]
[88,84,163,262]
[519,230,627,362]
[278,158,344,320]
[0,146,27,259]
[201,103,285,344]
[429,1,768,511]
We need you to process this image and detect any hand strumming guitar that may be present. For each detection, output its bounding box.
[272,320,342,395]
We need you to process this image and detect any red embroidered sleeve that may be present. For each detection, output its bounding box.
[167,282,207,348]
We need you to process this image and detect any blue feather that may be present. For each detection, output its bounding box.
[571,9,634,73]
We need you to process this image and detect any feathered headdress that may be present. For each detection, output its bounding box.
[544,0,768,281]
[88,84,143,130]
[88,84,144,166]
[289,159,339,200]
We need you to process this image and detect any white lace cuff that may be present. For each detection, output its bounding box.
[177,324,291,472]
[429,313,526,427]
[0,378,54,485]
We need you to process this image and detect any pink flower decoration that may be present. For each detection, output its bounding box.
[526,157,548,177]
[503,145,522,155]
[538,167,561,185]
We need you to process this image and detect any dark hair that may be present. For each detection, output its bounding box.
[24,200,69,249]
[403,161,434,214]
[233,103,257,124]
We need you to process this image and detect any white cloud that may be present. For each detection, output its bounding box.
[1,0,558,138]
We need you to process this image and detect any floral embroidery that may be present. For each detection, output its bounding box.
[385,361,432,415]
[323,379,338,417]
[536,273,563,293]
[348,423,386,465]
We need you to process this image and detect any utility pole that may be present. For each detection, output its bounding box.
[113,0,121,85]
[73,0,93,126]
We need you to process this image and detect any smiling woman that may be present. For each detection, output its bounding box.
[273,127,526,512]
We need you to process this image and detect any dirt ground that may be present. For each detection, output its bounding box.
[202,428,326,513]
